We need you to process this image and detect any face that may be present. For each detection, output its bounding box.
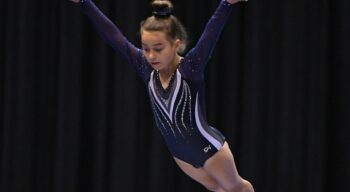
[141,30,180,71]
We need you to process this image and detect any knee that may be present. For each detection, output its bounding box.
[203,183,221,192]
[225,179,254,192]
[196,176,222,192]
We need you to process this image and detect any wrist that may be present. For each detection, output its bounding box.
[226,0,248,5]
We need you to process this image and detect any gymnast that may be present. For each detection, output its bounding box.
[69,0,254,191]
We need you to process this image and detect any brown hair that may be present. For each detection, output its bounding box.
[140,0,188,53]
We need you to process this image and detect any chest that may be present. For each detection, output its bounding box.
[148,70,195,122]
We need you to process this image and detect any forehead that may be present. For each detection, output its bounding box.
[141,30,169,45]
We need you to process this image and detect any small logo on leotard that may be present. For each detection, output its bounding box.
[204,145,212,153]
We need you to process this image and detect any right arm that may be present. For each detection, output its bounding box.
[70,0,152,82]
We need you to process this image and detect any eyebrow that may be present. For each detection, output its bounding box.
[142,43,163,46]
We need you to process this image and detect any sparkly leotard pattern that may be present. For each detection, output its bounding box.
[81,0,233,167]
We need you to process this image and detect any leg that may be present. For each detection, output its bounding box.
[174,157,225,192]
[203,142,254,192]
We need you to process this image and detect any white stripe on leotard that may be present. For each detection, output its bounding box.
[195,93,221,150]
[149,70,181,123]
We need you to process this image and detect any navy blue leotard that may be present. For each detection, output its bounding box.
[81,0,233,168]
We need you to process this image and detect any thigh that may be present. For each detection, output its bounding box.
[174,157,219,190]
[203,142,242,189]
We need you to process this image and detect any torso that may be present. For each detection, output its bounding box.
[147,66,225,168]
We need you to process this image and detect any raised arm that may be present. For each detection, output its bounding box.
[227,0,248,4]
[69,0,152,82]
[181,0,247,79]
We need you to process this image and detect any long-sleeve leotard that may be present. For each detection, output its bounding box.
[81,0,234,167]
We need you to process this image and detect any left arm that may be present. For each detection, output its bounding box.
[227,0,248,4]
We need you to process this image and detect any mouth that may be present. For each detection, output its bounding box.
[150,62,161,66]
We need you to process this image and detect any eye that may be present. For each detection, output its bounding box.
[143,47,150,52]
[154,48,163,52]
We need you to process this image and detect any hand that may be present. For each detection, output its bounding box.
[69,0,80,3]
[226,0,248,5]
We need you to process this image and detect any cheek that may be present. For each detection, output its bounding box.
[163,48,176,58]
[143,52,149,60]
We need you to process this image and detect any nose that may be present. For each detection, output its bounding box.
[147,50,156,60]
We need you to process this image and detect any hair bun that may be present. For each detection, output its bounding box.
[152,0,173,18]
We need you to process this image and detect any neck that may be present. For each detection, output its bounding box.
[158,55,181,79]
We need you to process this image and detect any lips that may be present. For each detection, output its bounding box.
[151,62,160,66]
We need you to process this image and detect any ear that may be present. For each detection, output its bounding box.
[174,39,182,50]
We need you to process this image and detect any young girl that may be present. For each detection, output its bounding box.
[69,0,254,191]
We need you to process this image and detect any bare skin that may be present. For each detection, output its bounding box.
[141,30,182,89]
[175,142,254,192]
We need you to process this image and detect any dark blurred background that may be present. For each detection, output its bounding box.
[1,0,349,191]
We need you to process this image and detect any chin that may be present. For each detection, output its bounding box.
[151,65,164,71]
